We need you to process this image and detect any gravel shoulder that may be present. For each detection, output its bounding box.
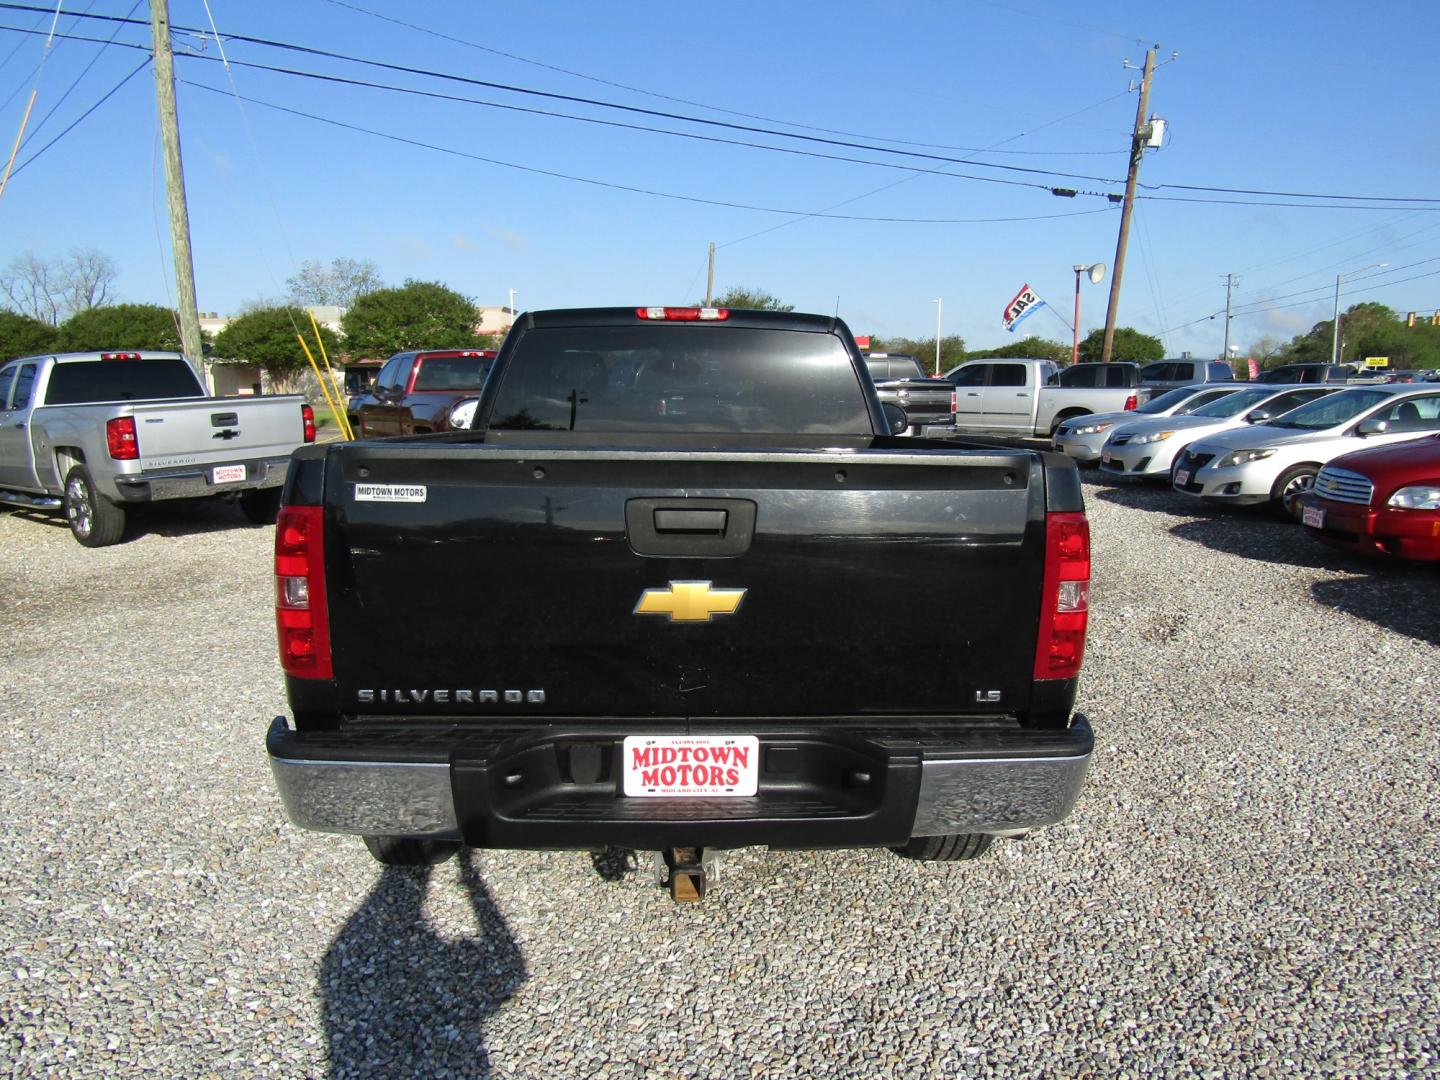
[1,480,1437,1078]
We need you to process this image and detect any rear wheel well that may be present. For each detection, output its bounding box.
[52,446,84,487]
[1050,408,1090,435]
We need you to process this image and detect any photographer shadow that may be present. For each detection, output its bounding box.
[320,850,526,1078]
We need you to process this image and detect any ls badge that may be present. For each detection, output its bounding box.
[634,580,746,623]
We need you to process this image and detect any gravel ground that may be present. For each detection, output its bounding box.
[1,477,1437,1078]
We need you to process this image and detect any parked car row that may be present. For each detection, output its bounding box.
[1059,380,1440,562]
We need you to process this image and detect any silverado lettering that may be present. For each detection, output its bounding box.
[266,306,1096,903]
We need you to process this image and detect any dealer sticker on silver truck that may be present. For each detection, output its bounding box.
[623,735,760,798]
[354,483,428,503]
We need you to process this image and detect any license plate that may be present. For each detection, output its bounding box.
[1302,505,1325,529]
[622,735,759,798]
[1101,450,1113,464]
[1174,469,1190,487]
[212,464,247,484]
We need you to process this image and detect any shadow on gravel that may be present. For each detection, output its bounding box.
[1088,479,1199,513]
[1311,573,1440,646]
[1168,515,1342,570]
[320,851,525,1078]
[590,845,639,881]
[128,501,268,541]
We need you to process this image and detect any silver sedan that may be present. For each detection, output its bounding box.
[1051,384,1244,462]
[1098,384,1340,481]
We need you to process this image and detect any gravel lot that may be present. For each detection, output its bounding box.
[2,476,1437,1078]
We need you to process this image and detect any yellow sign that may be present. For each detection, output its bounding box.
[634,581,746,623]
[1364,357,1390,368]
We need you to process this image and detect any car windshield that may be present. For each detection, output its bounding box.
[1266,389,1390,429]
[412,355,494,391]
[486,325,872,435]
[1189,387,1276,418]
[1134,386,1202,414]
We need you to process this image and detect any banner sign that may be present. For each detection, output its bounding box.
[1247,358,1259,380]
[1002,284,1046,333]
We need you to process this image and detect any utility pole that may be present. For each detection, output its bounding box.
[149,0,204,381]
[1101,45,1156,362]
[705,242,715,306]
[1222,273,1235,361]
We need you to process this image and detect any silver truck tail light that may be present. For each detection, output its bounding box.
[302,403,316,443]
[275,505,332,679]
[106,416,139,460]
[1034,511,1090,680]
[1123,394,1138,411]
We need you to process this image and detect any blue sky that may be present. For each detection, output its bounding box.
[0,0,1436,358]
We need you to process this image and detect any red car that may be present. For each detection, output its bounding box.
[1298,434,1440,561]
[348,349,497,438]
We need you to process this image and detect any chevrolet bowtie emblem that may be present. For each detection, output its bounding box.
[634,580,746,623]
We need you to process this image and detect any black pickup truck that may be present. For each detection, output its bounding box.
[266,306,1094,900]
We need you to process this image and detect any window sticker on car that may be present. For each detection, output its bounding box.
[355,484,427,503]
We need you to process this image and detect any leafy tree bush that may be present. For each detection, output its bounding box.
[1076,326,1163,362]
[214,306,340,392]
[967,336,1070,364]
[341,280,480,357]
[697,286,793,311]
[0,310,59,360]
[54,303,188,352]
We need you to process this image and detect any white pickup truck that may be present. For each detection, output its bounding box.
[941,358,1149,437]
[0,351,314,546]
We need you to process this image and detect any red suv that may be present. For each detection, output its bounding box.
[1298,434,1440,561]
[348,349,497,438]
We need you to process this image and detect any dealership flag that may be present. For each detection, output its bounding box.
[1002,284,1046,333]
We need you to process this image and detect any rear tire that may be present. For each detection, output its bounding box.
[238,487,282,525]
[362,835,462,866]
[63,465,126,547]
[1271,464,1319,520]
[890,833,994,862]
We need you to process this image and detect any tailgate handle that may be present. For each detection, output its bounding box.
[211,412,239,427]
[654,509,727,534]
[626,498,756,558]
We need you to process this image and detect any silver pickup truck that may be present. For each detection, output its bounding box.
[941,358,1149,437]
[0,351,314,546]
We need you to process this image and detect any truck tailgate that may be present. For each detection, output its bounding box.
[133,396,305,468]
[323,442,1049,720]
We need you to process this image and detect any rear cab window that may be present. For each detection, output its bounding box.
[485,325,871,435]
[43,357,204,405]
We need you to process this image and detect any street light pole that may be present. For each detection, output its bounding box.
[1073,268,1083,365]
[932,298,942,375]
[1331,263,1388,364]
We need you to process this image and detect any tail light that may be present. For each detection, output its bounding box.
[1033,511,1090,680]
[301,403,316,443]
[636,307,729,321]
[1123,394,1138,410]
[951,389,958,415]
[100,352,140,360]
[275,505,332,679]
[106,416,139,459]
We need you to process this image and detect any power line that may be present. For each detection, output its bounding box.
[19,0,139,149]
[179,77,1117,227]
[320,0,1124,158]
[10,54,147,175]
[1,9,1436,211]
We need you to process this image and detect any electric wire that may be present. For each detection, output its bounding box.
[18,0,137,149]
[320,0,1125,157]
[2,11,1438,209]
[178,77,1117,227]
[9,53,146,175]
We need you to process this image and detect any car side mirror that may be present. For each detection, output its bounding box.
[881,402,909,435]
[1245,409,1272,424]
[1355,417,1388,437]
[447,396,481,431]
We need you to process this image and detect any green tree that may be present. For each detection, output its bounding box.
[1076,326,1163,362]
[214,306,340,391]
[967,336,1070,364]
[54,303,188,352]
[0,310,59,360]
[879,334,966,374]
[698,286,793,311]
[341,280,480,357]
